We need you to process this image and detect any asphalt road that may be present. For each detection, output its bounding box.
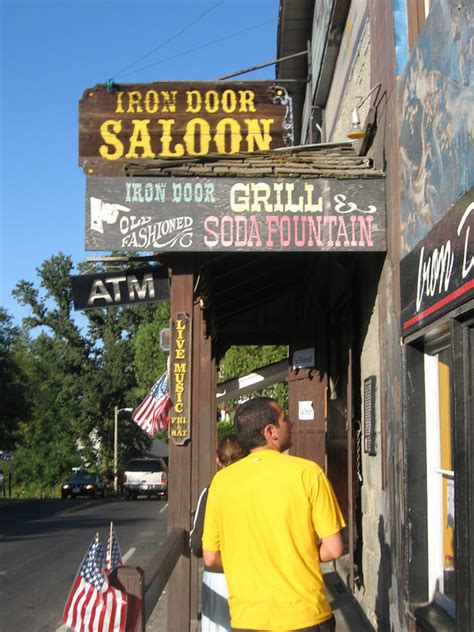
[0,497,168,632]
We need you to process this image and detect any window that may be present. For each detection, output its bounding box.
[406,311,473,627]
[125,458,167,472]
[424,340,455,617]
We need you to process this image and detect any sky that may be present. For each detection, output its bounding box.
[0,0,280,325]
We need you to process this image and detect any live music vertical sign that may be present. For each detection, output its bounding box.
[169,312,192,445]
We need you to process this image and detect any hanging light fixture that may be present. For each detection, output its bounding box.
[347,108,366,139]
[347,83,382,140]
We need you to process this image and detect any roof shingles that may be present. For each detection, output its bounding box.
[122,143,384,180]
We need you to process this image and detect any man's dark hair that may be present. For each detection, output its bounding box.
[234,397,280,450]
[216,434,248,466]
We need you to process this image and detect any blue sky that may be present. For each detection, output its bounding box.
[0,0,280,325]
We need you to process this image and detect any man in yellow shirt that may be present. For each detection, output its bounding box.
[203,397,345,632]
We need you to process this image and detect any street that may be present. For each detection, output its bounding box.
[0,497,168,632]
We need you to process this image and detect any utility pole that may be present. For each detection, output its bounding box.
[114,407,133,493]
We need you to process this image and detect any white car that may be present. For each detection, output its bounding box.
[123,457,168,500]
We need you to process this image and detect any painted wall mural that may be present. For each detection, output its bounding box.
[399,0,474,256]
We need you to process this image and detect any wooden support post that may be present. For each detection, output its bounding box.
[168,258,194,631]
[347,343,355,592]
[143,528,187,623]
[195,298,217,504]
[190,296,217,626]
[287,316,327,468]
[112,566,145,632]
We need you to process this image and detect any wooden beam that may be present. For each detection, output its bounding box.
[167,259,195,632]
[142,529,187,622]
[190,298,217,626]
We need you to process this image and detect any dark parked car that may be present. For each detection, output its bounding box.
[61,472,105,499]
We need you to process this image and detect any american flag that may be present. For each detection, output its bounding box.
[132,372,170,436]
[105,522,122,574]
[63,534,127,632]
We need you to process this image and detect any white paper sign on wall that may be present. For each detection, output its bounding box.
[299,400,315,421]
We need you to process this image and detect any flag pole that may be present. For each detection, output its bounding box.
[109,522,113,563]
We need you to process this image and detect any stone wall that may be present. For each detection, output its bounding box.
[329,20,371,143]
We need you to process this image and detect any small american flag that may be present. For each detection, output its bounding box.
[105,522,122,574]
[63,534,127,632]
[132,372,170,436]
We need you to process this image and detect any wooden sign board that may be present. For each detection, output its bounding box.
[79,81,293,169]
[401,187,473,336]
[70,267,169,310]
[85,176,386,252]
[169,312,192,445]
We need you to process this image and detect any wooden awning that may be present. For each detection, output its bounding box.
[85,143,385,354]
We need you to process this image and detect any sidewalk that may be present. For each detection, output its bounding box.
[323,566,375,631]
[148,567,374,631]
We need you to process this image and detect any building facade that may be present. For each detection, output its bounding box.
[80,2,473,629]
[277,0,473,629]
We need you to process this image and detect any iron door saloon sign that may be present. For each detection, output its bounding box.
[169,313,191,445]
[79,81,293,167]
[86,176,386,252]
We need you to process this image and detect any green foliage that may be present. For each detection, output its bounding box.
[154,430,169,444]
[217,419,234,442]
[218,345,288,411]
[134,301,170,390]
[218,345,286,380]
[7,253,289,498]
[9,254,163,496]
[0,308,30,449]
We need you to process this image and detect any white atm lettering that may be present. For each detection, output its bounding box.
[87,274,155,305]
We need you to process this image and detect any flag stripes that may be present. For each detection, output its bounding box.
[62,534,127,632]
[132,372,170,436]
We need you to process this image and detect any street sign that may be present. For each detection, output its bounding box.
[70,267,169,310]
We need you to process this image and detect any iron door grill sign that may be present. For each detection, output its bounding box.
[70,267,169,310]
[169,312,191,445]
[85,176,386,252]
[79,81,293,168]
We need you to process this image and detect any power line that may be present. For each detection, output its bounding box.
[111,0,225,80]
[216,50,309,80]
[118,19,274,80]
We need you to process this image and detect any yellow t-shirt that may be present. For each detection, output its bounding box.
[202,449,346,631]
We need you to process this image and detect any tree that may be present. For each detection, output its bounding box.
[216,344,289,437]
[11,253,160,493]
[0,308,30,449]
[133,301,170,390]
[11,254,95,490]
[78,260,169,471]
